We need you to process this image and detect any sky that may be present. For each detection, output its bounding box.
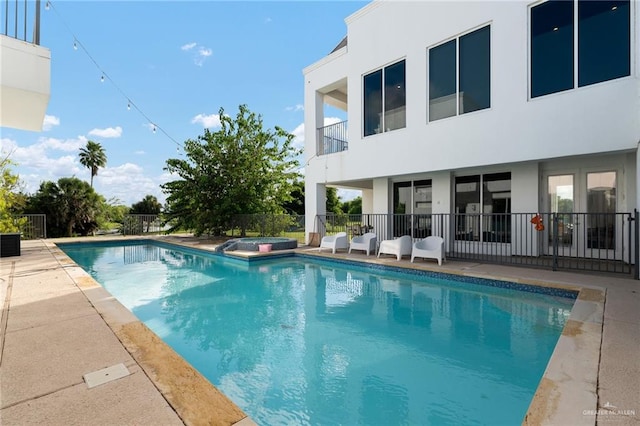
[1,0,368,206]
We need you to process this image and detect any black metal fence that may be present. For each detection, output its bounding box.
[229,214,305,243]
[123,214,163,235]
[15,214,46,239]
[315,212,638,277]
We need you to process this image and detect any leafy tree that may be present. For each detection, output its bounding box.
[25,177,103,237]
[0,156,27,232]
[282,178,304,215]
[326,187,342,215]
[131,195,162,215]
[78,140,107,188]
[342,196,362,215]
[162,105,300,236]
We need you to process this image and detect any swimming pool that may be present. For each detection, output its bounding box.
[59,240,576,425]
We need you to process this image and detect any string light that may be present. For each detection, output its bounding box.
[43,0,184,153]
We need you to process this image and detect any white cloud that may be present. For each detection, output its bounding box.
[134,150,145,155]
[42,114,60,131]
[182,42,212,66]
[94,163,167,205]
[191,113,221,129]
[88,126,122,138]
[285,104,304,112]
[265,17,272,23]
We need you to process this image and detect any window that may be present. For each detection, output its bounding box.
[530,0,630,98]
[455,173,511,242]
[428,25,491,122]
[393,180,432,238]
[363,60,406,136]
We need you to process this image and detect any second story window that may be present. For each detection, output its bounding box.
[363,60,406,137]
[428,25,491,122]
[530,0,630,98]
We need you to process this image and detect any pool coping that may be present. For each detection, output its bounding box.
[52,236,605,425]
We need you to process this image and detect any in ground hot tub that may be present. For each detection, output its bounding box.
[220,237,298,252]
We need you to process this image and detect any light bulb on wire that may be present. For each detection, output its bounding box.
[100,75,105,83]
[127,101,131,110]
[152,125,156,134]
[73,40,77,50]
[45,1,50,10]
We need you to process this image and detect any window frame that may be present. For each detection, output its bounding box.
[528,0,632,100]
[362,58,406,137]
[427,23,492,123]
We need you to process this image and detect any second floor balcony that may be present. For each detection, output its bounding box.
[317,120,348,156]
[1,0,50,131]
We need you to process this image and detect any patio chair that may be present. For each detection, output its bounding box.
[319,232,348,254]
[377,235,412,261]
[411,236,445,265]
[349,232,377,256]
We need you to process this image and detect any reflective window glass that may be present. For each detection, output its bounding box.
[531,0,574,98]
[460,26,491,113]
[429,40,457,121]
[363,70,382,137]
[578,0,630,87]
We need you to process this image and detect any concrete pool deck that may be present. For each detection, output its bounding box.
[0,236,638,425]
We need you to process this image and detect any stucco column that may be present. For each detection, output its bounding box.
[305,183,326,245]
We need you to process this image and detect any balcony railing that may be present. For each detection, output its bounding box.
[315,212,638,277]
[317,120,348,156]
[2,0,41,44]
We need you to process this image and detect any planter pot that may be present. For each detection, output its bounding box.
[0,233,21,257]
[258,244,272,253]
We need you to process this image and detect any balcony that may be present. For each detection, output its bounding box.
[1,0,51,131]
[317,120,348,156]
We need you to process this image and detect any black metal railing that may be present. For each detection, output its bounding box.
[230,214,305,243]
[14,214,46,239]
[317,120,348,156]
[123,214,163,235]
[315,212,637,276]
[2,0,41,44]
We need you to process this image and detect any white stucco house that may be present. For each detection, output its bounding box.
[303,0,639,272]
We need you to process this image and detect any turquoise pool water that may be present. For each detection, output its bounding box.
[60,240,576,425]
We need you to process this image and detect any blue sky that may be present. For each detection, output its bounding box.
[1,1,367,206]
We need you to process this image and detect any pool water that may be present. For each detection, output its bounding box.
[60,241,575,425]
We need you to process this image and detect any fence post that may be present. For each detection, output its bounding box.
[634,209,639,280]
[552,213,558,271]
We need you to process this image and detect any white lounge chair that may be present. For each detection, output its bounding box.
[319,232,348,254]
[349,232,377,256]
[411,236,445,265]
[377,235,412,260]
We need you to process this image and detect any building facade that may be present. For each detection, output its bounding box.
[303,0,639,264]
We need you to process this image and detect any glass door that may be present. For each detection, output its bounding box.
[546,175,577,256]
[585,171,617,258]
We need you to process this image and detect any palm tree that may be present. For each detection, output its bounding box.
[78,140,107,188]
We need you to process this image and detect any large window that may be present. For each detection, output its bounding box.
[455,173,511,242]
[531,0,630,98]
[393,180,432,238]
[428,25,491,122]
[363,60,406,136]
